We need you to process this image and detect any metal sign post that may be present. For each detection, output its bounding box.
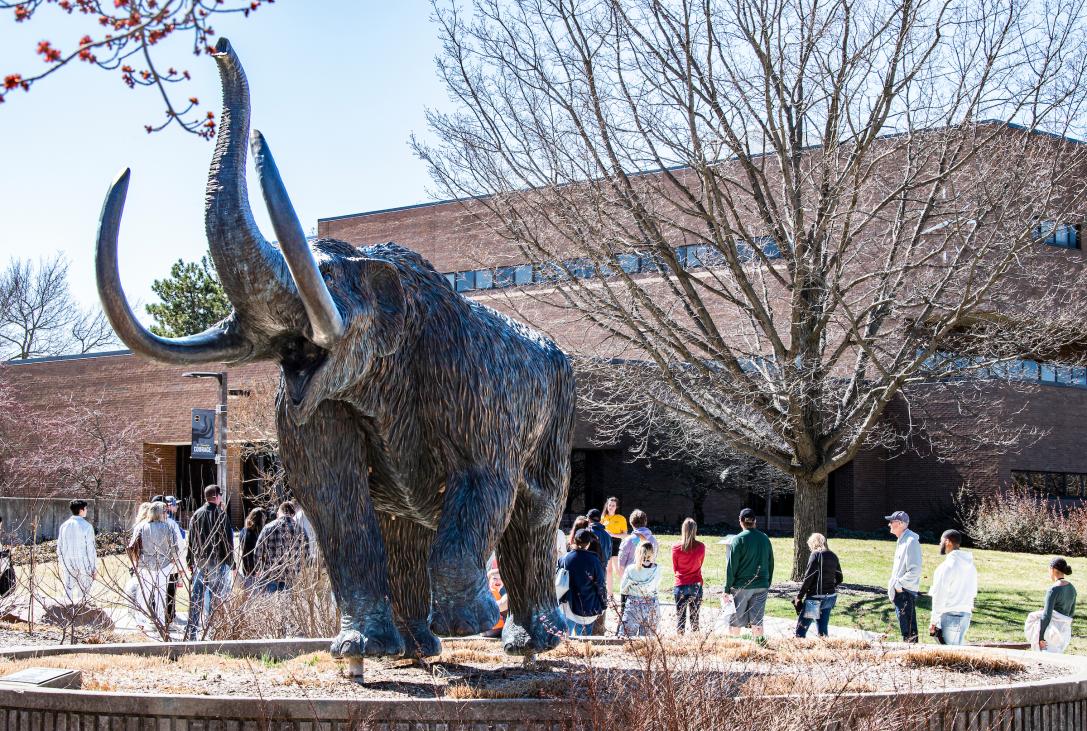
[184,371,229,509]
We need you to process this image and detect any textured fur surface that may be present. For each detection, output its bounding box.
[276,241,575,658]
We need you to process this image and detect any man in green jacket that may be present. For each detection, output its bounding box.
[725,508,774,641]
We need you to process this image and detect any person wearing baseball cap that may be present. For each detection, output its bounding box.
[724,507,774,643]
[885,510,922,642]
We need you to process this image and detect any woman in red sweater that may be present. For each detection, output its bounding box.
[671,518,706,634]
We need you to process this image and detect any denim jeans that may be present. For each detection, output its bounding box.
[674,583,703,633]
[893,589,919,643]
[185,564,231,640]
[565,617,593,636]
[795,594,838,638]
[266,580,287,594]
[940,611,971,645]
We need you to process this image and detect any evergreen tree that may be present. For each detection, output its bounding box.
[147,257,231,337]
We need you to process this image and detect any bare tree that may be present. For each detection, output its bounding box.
[416,0,1087,576]
[0,254,116,359]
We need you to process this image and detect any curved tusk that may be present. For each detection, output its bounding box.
[251,130,345,348]
[96,169,254,364]
[205,38,303,335]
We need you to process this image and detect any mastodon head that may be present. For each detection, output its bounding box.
[96,39,406,416]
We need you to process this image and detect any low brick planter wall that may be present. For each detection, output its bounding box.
[0,640,1083,730]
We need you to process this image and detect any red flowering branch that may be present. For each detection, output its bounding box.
[0,0,275,138]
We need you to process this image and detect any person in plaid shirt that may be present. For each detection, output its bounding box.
[255,502,311,592]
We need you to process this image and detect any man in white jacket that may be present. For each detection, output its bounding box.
[928,529,978,645]
[57,499,97,604]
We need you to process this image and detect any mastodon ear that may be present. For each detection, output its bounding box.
[360,260,406,357]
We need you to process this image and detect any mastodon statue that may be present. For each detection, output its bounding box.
[95,38,574,660]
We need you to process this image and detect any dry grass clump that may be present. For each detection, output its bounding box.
[446,677,568,699]
[0,652,168,677]
[548,638,600,659]
[210,562,339,641]
[896,648,1026,675]
[438,640,505,665]
[741,673,878,696]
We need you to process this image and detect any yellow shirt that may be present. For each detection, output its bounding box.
[602,514,628,536]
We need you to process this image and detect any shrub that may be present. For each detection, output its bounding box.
[957,487,1087,555]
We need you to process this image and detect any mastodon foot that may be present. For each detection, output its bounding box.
[502,604,564,656]
[330,613,405,658]
[398,619,443,659]
[431,581,499,637]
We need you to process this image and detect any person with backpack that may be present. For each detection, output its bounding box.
[557,528,607,636]
[793,533,843,638]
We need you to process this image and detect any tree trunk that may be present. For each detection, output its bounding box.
[791,474,828,581]
[691,486,706,526]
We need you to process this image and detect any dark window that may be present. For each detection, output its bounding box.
[1013,470,1087,498]
[1034,221,1080,249]
[639,252,665,273]
[475,268,493,290]
[454,270,476,292]
[567,258,595,279]
[534,262,567,283]
[444,273,455,289]
[494,266,516,288]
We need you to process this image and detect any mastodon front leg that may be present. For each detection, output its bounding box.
[277,396,404,659]
[429,467,513,636]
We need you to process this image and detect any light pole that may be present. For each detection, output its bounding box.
[183,371,228,507]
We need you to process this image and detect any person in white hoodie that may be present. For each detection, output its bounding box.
[57,499,97,604]
[928,529,978,646]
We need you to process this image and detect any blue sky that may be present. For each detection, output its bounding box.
[0,2,447,313]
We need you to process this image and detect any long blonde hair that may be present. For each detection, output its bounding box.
[133,501,151,526]
[680,518,698,552]
[807,533,828,552]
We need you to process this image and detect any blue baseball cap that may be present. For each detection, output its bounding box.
[884,510,909,523]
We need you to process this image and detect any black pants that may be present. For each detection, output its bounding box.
[165,573,178,623]
[893,589,919,643]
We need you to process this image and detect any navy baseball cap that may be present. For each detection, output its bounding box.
[738,508,756,522]
[586,508,602,521]
[884,510,910,523]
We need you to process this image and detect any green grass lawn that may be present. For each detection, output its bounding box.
[650,534,1087,654]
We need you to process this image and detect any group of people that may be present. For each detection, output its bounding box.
[553,498,707,638]
[546,501,1077,652]
[54,487,318,639]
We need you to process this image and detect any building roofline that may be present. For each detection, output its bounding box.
[318,196,477,224]
[319,121,1082,226]
[5,349,134,366]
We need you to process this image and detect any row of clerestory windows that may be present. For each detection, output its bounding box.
[442,238,785,293]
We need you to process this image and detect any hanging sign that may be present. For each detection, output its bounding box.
[191,408,216,460]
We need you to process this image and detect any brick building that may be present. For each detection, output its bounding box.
[5,181,1087,533]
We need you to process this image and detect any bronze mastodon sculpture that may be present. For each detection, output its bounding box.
[95,38,574,659]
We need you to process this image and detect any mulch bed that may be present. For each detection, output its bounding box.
[0,637,1064,700]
